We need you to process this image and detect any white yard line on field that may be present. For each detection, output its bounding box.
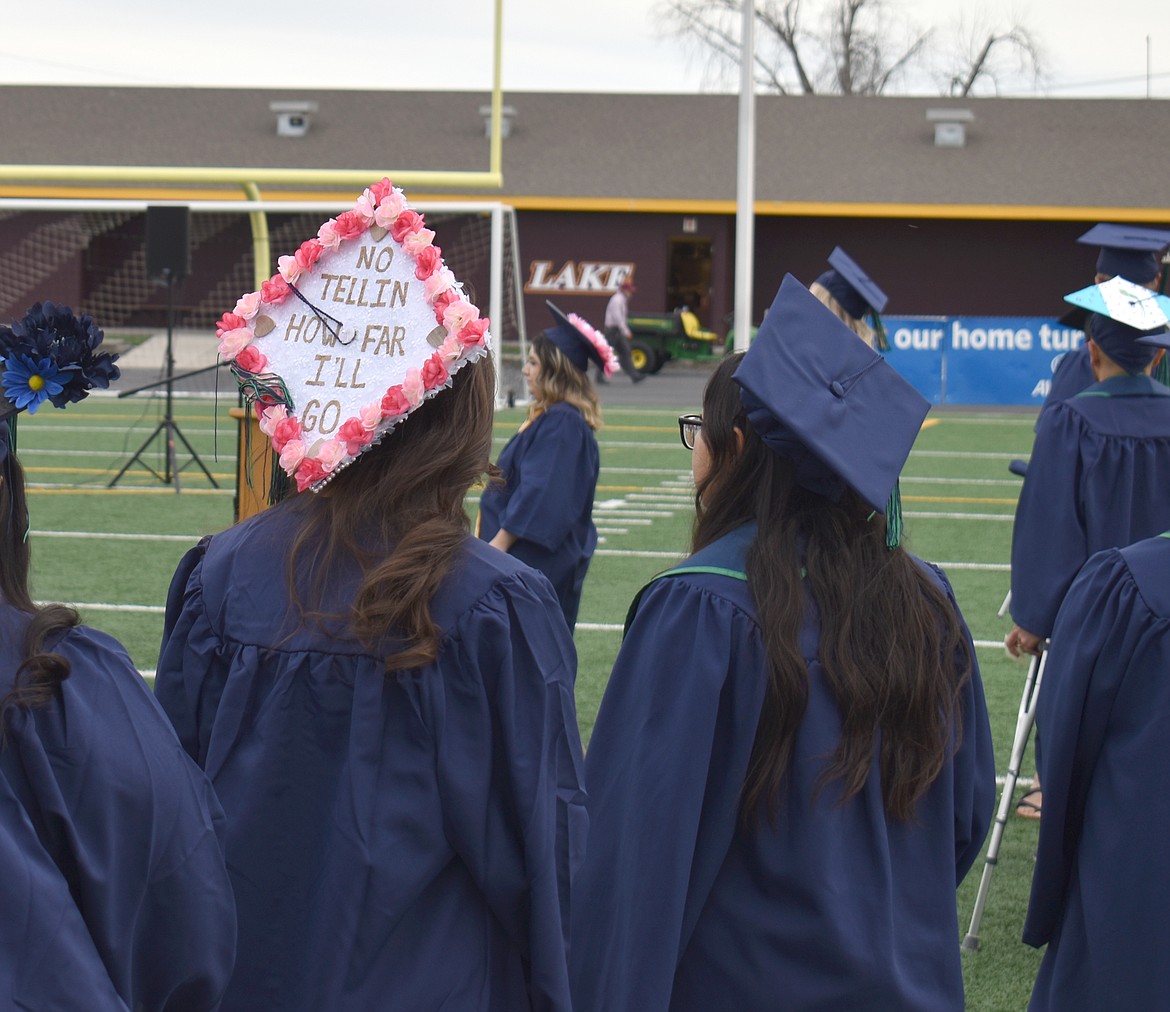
[31,530,203,542]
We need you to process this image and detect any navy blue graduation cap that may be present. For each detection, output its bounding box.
[543,300,617,375]
[1077,223,1170,284]
[1088,313,1170,373]
[813,247,889,320]
[733,274,929,547]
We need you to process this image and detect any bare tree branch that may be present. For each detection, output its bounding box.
[656,0,1043,97]
[952,26,1044,96]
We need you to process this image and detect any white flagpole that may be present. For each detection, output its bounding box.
[733,0,756,353]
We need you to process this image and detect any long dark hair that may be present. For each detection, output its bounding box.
[692,354,972,824]
[286,355,497,671]
[0,450,80,732]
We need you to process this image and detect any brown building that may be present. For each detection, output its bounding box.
[1,86,1168,338]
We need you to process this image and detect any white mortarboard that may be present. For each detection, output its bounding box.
[216,178,491,494]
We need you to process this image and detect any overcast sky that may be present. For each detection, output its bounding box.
[3,0,1165,98]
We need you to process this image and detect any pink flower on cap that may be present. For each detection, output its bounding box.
[359,401,382,430]
[258,404,289,437]
[337,417,374,456]
[277,254,304,285]
[438,333,464,364]
[333,211,367,242]
[425,267,457,301]
[354,191,379,224]
[233,291,262,320]
[279,439,306,473]
[261,275,291,305]
[270,415,303,453]
[216,311,247,338]
[389,210,424,244]
[403,228,436,256]
[259,402,286,435]
[368,177,394,204]
[234,344,268,374]
[458,317,490,348]
[381,385,411,419]
[443,300,479,335]
[316,438,347,472]
[431,290,459,324]
[317,219,342,251]
[295,456,329,492]
[280,238,326,283]
[402,368,425,407]
[421,352,450,391]
[374,190,408,229]
[218,327,253,360]
[414,246,442,281]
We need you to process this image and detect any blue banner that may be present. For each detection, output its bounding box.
[882,316,1087,406]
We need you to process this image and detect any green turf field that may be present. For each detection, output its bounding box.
[20,391,1043,1008]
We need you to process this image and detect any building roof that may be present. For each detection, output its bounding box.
[1,85,1168,220]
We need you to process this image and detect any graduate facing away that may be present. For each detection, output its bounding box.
[0,303,236,1010]
[571,274,995,1012]
[1024,530,1170,1010]
[478,300,615,630]
[155,179,586,1011]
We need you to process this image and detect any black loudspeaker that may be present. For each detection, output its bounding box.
[145,205,190,280]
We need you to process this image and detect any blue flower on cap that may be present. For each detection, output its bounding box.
[0,301,119,420]
[1,353,68,414]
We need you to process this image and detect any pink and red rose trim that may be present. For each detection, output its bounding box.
[223,177,491,491]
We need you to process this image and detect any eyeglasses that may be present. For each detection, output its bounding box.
[678,414,703,450]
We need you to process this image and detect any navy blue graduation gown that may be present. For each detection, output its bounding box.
[1011,374,1170,639]
[0,604,235,1011]
[155,503,586,1012]
[1039,344,1095,421]
[1024,534,1170,1010]
[571,526,995,1012]
[478,401,600,629]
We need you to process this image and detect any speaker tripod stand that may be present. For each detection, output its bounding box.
[109,269,220,492]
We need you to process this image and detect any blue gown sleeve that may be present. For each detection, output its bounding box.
[155,548,226,765]
[436,569,587,1012]
[570,578,766,1012]
[1023,548,1136,947]
[2,626,236,1012]
[0,792,129,1010]
[498,409,596,550]
[1011,405,1088,638]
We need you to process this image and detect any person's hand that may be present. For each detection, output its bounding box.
[1004,625,1043,658]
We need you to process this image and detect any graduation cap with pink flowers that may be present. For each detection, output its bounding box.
[217,178,492,494]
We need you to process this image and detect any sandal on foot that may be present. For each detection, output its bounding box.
[1016,788,1042,820]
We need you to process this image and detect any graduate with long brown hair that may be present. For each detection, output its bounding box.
[156,182,585,1011]
[572,275,994,1012]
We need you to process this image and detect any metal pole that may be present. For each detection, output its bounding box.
[962,645,1049,951]
[733,0,756,353]
[490,205,506,407]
